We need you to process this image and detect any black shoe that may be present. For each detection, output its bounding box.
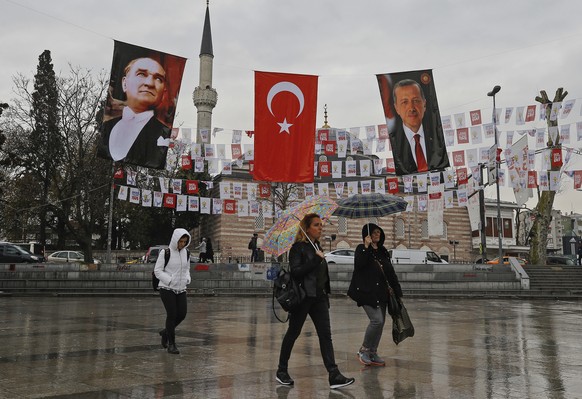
[276,370,294,385]
[329,370,355,389]
[167,343,179,354]
[159,329,168,349]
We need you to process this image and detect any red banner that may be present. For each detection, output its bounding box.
[386,158,395,173]
[527,171,538,188]
[254,71,318,182]
[181,155,192,170]
[231,144,242,159]
[163,193,177,208]
[319,161,331,177]
[551,148,563,169]
[323,141,336,156]
[457,167,468,185]
[258,183,271,198]
[186,180,199,194]
[223,199,236,214]
[387,177,399,193]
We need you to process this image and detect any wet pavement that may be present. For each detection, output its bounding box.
[0,295,581,399]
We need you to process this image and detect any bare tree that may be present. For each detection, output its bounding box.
[0,63,110,262]
[529,88,568,265]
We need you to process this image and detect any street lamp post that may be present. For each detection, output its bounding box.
[487,85,503,262]
[449,240,459,262]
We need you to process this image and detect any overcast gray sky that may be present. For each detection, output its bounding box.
[2,0,582,213]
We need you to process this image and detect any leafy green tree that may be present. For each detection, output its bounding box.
[31,50,61,248]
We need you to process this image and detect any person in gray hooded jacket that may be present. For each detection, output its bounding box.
[154,228,191,354]
[348,223,402,366]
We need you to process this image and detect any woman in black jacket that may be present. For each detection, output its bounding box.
[276,213,355,390]
[348,223,403,366]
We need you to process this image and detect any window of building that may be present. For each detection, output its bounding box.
[421,220,429,238]
[487,217,513,238]
[395,219,405,238]
[503,218,512,238]
[338,217,348,235]
[255,207,264,231]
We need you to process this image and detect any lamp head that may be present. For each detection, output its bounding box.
[487,85,501,97]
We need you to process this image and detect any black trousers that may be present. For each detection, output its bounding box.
[278,296,338,373]
[159,289,187,344]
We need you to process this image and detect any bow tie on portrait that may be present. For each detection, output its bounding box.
[157,137,170,147]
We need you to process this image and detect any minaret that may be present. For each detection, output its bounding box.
[322,104,330,128]
[193,1,217,143]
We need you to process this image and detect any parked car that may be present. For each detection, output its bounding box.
[13,242,45,262]
[486,256,527,266]
[546,255,576,266]
[144,245,168,263]
[324,249,355,264]
[47,251,101,264]
[0,242,43,263]
[389,249,448,264]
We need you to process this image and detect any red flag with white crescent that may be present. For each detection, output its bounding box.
[254,71,318,183]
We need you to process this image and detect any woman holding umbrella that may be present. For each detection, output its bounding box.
[348,223,403,366]
[276,213,355,390]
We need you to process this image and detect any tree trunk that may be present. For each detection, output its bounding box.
[530,88,567,265]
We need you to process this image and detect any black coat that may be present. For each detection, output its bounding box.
[98,115,171,170]
[348,237,402,308]
[289,241,330,298]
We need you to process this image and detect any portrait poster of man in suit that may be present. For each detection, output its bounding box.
[98,41,186,169]
[376,70,449,176]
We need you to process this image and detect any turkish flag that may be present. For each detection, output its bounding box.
[254,71,318,182]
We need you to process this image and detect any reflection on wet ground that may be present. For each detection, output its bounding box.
[0,296,581,398]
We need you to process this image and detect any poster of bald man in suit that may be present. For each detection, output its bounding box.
[376,69,449,176]
[98,41,186,169]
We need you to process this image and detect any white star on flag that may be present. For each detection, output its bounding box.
[277,118,293,134]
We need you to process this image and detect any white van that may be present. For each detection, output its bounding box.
[388,249,448,265]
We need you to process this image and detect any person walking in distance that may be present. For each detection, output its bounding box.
[196,237,207,263]
[154,228,191,354]
[249,233,259,262]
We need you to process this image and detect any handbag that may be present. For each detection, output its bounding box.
[373,258,401,317]
[272,267,306,322]
[392,300,414,345]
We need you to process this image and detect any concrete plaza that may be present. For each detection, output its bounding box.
[0,295,581,398]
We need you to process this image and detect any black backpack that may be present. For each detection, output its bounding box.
[152,249,190,291]
[272,267,305,322]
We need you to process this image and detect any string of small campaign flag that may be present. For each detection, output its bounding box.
[99,43,581,215]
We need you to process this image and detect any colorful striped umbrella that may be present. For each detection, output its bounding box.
[262,196,338,257]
